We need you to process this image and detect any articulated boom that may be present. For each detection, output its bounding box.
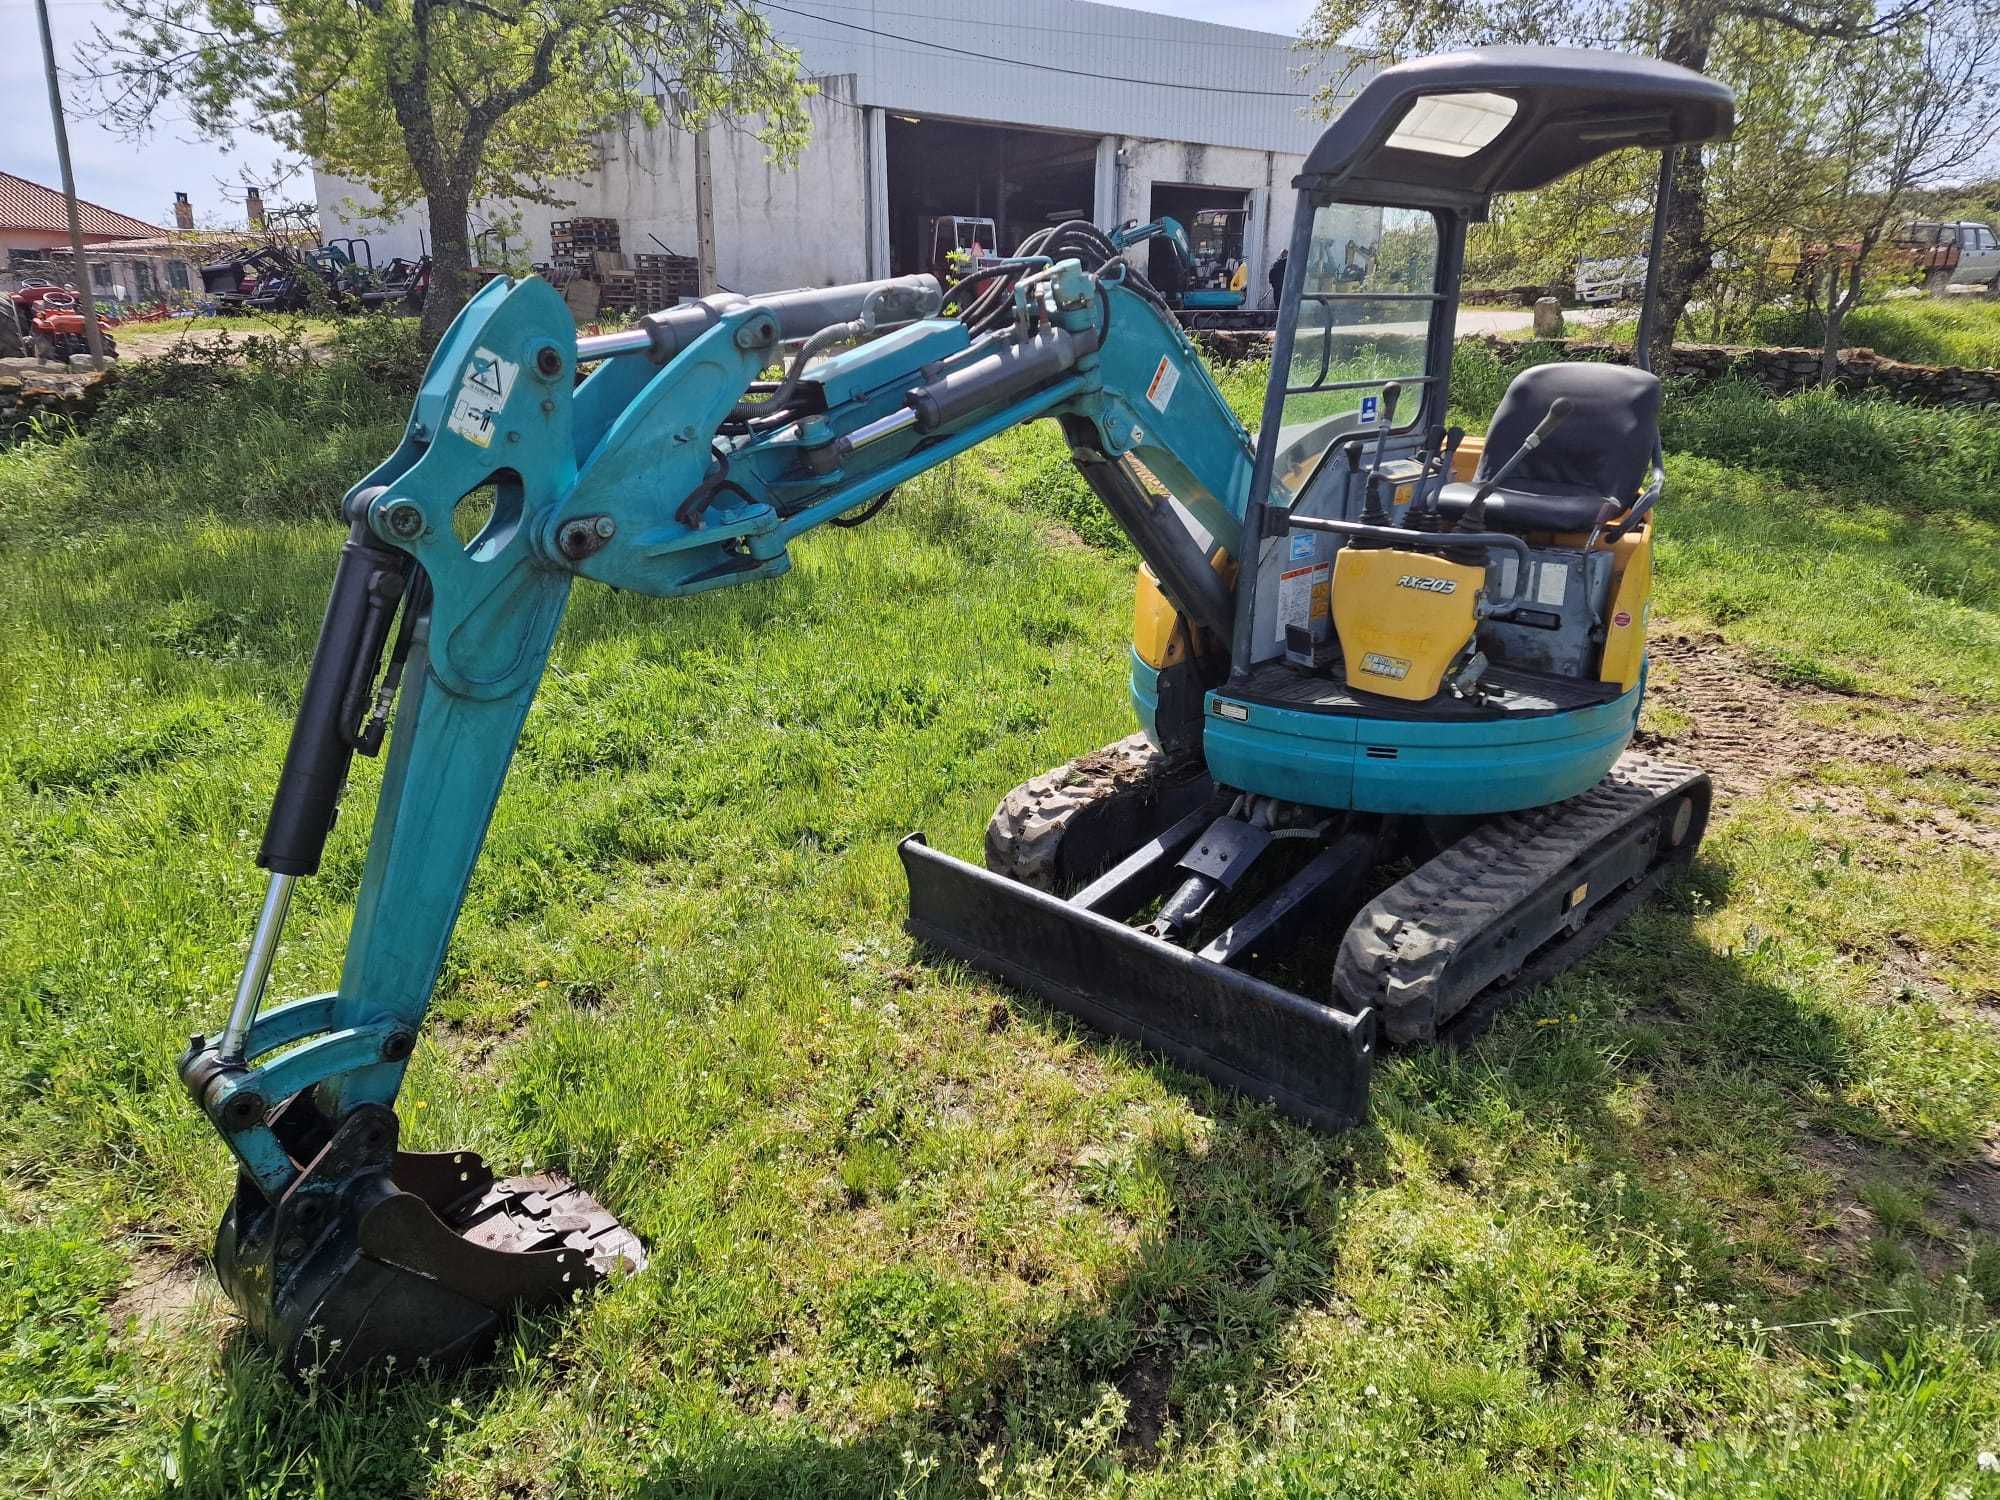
[180,259,1256,1374]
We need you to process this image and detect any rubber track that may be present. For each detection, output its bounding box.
[984,733,1197,891]
[1335,752,1707,1043]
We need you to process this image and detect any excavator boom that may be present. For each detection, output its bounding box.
[181,233,1290,1377]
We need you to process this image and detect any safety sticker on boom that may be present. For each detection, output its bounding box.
[1145,356,1180,413]
[448,347,518,449]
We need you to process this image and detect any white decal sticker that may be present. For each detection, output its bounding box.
[1275,562,1330,643]
[1145,356,1180,413]
[1289,531,1316,562]
[1276,564,1313,642]
[447,346,518,449]
[1534,559,1570,607]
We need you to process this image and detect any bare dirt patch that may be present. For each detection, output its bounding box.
[1638,633,1923,792]
[1113,1343,1177,1457]
[1796,1131,1999,1281]
[1637,632,1998,858]
[109,1246,213,1340]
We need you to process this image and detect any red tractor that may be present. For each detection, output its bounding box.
[1,283,119,364]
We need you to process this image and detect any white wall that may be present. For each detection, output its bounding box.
[315,81,870,295]
[1105,139,1306,308]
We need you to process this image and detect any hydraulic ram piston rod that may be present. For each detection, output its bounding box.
[219,872,296,1061]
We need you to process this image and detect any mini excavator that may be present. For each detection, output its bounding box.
[177,49,1735,1376]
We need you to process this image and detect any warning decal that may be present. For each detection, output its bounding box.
[1275,561,1331,643]
[1145,355,1180,413]
[447,346,518,449]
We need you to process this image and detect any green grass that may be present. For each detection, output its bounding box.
[1559,297,2000,371]
[1748,298,2000,370]
[2,332,1999,1497]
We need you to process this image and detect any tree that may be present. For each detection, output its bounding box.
[1785,1,2000,379]
[89,0,813,341]
[1300,0,1949,368]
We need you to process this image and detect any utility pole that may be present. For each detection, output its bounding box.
[693,127,718,295]
[33,0,106,369]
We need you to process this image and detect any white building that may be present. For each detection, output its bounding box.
[314,0,1352,301]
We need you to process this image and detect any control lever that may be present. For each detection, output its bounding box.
[1358,381,1403,526]
[1458,396,1572,533]
[1409,425,1463,532]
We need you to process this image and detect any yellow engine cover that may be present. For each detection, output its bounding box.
[1332,546,1484,701]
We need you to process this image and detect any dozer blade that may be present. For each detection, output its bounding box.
[900,835,1377,1132]
[214,1100,643,1380]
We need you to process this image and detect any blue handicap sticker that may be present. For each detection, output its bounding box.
[1360,393,1379,424]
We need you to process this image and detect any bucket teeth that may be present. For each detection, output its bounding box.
[212,1100,643,1380]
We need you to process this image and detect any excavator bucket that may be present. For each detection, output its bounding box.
[212,1097,644,1380]
[899,836,1377,1132]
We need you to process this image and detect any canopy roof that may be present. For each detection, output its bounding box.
[1300,47,1735,209]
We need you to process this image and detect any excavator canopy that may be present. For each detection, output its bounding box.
[1299,47,1735,209]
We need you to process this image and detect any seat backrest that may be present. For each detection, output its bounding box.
[1477,362,1661,501]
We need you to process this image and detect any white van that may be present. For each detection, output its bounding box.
[1894,221,2000,295]
[1574,251,1647,304]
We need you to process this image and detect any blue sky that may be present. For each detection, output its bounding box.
[1,0,1322,227]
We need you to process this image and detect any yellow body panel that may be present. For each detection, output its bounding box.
[1451,435,1485,483]
[1596,519,1654,691]
[1132,564,1184,669]
[1332,547,1484,701]
[1131,553,1232,670]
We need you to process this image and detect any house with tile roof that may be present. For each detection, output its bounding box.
[0,172,231,307]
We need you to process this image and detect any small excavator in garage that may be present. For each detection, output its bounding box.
[177,49,1734,1376]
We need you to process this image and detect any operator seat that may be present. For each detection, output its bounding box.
[1436,362,1661,533]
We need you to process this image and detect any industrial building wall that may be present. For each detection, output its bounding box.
[1102,139,1305,308]
[764,0,1328,157]
[313,82,869,294]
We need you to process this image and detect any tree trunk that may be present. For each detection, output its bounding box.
[421,186,474,346]
[1648,5,1718,371]
[1818,259,1856,386]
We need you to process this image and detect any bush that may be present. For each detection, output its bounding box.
[0,317,418,542]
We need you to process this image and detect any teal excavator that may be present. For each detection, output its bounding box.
[177,49,1734,1376]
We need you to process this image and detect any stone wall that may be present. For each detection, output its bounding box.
[0,367,116,443]
[1191,328,2000,408]
[1464,334,2000,407]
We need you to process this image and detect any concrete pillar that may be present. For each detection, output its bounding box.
[864,107,890,279]
[1093,136,1118,230]
[693,129,718,295]
[1533,296,1566,338]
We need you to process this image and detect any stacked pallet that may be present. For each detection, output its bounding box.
[594,272,638,315]
[634,253,699,309]
[548,218,621,258]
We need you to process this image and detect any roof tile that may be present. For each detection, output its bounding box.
[0,170,168,240]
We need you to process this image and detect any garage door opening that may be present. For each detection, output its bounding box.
[1146,183,1251,300]
[885,117,1100,277]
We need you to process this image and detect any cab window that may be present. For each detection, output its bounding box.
[1273,204,1441,497]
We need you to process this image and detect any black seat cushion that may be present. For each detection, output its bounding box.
[1436,362,1662,533]
[1435,479,1614,533]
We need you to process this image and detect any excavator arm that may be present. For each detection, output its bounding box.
[181,249,1256,1376]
